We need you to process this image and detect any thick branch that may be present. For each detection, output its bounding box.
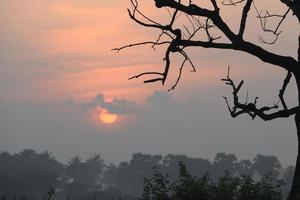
[177,39,297,71]
[153,0,298,71]
[235,41,296,71]
[239,0,253,38]
[155,0,215,18]
[210,0,219,11]
[279,71,292,110]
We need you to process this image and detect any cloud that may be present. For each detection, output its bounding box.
[0,90,297,167]
[80,91,173,115]
[80,93,139,114]
[146,91,174,106]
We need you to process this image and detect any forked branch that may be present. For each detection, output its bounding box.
[222,67,298,120]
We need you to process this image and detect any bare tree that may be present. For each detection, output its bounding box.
[113,0,300,199]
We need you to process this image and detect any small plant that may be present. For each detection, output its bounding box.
[47,188,55,200]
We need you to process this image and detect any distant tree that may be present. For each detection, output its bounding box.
[103,153,290,197]
[64,155,104,196]
[211,153,238,181]
[161,154,190,180]
[162,154,212,179]
[114,0,300,198]
[103,163,119,189]
[253,154,282,178]
[104,153,163,196]
[236,159,254,177]
[0,150,63,200]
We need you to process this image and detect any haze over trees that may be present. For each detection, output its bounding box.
[113,0,300,199]
[0,150,295,200]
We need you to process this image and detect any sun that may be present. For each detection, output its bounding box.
[100,110,118,124]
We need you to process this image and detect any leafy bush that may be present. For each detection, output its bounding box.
[141,161,284,200]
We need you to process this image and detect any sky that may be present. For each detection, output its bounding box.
[0,0,299,166]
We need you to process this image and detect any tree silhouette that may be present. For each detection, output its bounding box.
[114,0,300,199]
[64,155,104,196]
[211,153,238,181]
[252,154,282,179]
[0,150,63,200]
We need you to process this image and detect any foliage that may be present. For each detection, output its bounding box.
[141,161,284,200]
[0,150,293,200]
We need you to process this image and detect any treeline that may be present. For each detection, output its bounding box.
[0,150,295,200]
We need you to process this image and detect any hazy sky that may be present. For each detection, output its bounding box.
[0,0,299,166]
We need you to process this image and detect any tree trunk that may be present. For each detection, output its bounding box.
[289,72,300,200]
[289,111,300,200]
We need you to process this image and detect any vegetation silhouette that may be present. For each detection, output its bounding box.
[113,0,300,199]
[141,161,284,200]
[0,150,295,200]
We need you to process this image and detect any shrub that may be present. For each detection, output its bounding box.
[141,161,284,200]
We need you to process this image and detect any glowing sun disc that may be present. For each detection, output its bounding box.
[100,111,118,124]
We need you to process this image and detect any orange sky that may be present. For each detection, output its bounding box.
[0,0,298,103]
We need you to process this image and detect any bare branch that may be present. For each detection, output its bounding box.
[153,0,297,70]
[112,41,170,52]
[114,0,298,106]
[170,0,181,26]
[222,0,246,6]
[278,71,292,110]
[210,0,219,11]
[239,0,253,38]
[253,2,290,45]
[204,18,222,42]
[129,72,164,80]
[127,9,164,30]
[223,96,256,119]
[130,0,161,26]
[168,55,188,91]
[222,67,298,120]
[280,0,300,22]
[161,45,173,85]
[179,50,196,72]
[129,72,164,84]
